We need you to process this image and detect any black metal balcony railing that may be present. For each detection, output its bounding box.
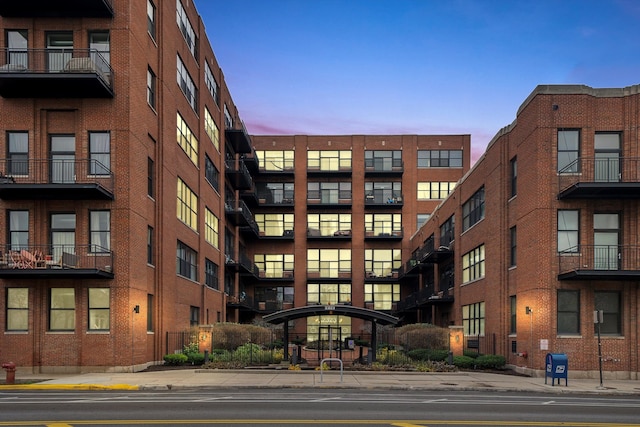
[0,158,114,200]
[558,157,640,199]
[0,244,114,279]
[225,199,258,229]
[307,164,352,175]
[365,267,400,280]
[225,160,253,190]
[364,227,403,239]
[259,159,295,174]
[558,245,640,280]
[307,228,352,239]
[395,286,454,313]
[225,121,253,154]
[364,159,404,175]
[0,48,114,98]
[307,190,352,206]
[257,270,294,280]
[0,0,114,17]
[364,190,404,207]
[257,190,294,206]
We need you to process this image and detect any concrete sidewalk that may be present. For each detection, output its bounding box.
[2,369,639,395]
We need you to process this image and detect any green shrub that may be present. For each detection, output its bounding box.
[210,323,275,351]
[163,353,188,366]
[452,355,475,369]
[407,348,449,361]
[463,350,479,358]
[474,354,506,369]
[186,352,205,365]
[395,323,448,351]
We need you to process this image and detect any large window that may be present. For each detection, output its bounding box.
[46,31,72,72]
[307,249,351,278]
[9,210,28,250]
[176,241,197,280]
[147,0,156,40]
[90,210,110,252]
[205,208,219,248]
[365,181,401,203]
[557,210,579,253]
[364,284,399,310]
[254,254,294,278]
[307,213,351,237]
[462,302,485,336]
[256,150,294,172]
[6,30,28,68]
[50,134,75,184]
[308,283,351,305]
[177,55,197,110]
[204,155,219,191]
[594,291,621,335]
[88,288,110,331]
[205,259,219,290]
[176,0,197,59]
[204,107,220,151]
[364,249,401,277]
[417,182,456,200]
[177,177,198,231]
[307,150,351,171]
[204,62,219,105]
[440,215,455,247]
[6,288,28,331]
[462,187,485,231]
[255,213,294,237]
[557,290,580,335]
[365,213,402,237]
[417,150,463,168]
[89,132,110,175]
[308,182,351,204]
[50,288,75,331]
[557,129,580,173]
[257,182,294,204]
[88,30,110,71]
[177,113,198,164]
[7,131,28,175]
[365,150,402,171]
[51,213,75,259]
[462,245,485,283]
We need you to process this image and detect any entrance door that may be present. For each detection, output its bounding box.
[318,325,342,366]
[46,32,72,72]
[593,213,619,270]
[594,133,620,182]
[50,135,76,183]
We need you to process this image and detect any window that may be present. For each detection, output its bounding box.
[510,156,517,198]
[147,0,156,40]
[557,129,580,173]
[257,182,294,203]
[417,214,430,230]
[90,210,110,252]
[594,291,621,335]
[364,284,399,310]
[177,241,197,280]
[88,288,110,331]
[307,213,351,237]
[176,0,197,59]
[205,259,219,290]
[256,286,294,306]
[307,283,351,305]
[147,294,154,332]
[176,112,198,164]
[254,254,294,278]
[307,249,351,278]
[9,210,28,250]
[308,182,351,204]
[365,214,401,237]
[50,288,75,331]
[147,226,154,265]
[7,132,28,175]
[6,30,28,68]
[89,132,110,175]
[307,150,352,171]
[557,210,579,253]
[50,134,76,184]
[417,150,463,168]
[205,155,219,191]
[307,316,352,343]
[462,187,485,231]
[190,306,199,326]
[594,132,621,182]
[440,215,455,247]
[46,31,73,72]
[147,157,154,197]
[205,208,219,248]
[224,104,233,129]
[417,182,456,200]
[594,213,619,270]
[510,226,517,267]
[557,290,580,335]
[204,107,220,151]
[177,178,198,230]
[365,181,402,203]
[147,67,156,108]
[88,30,110,72]
[204,62,219,105]
[51,213,75,260]
[510,296,517,334]
[177,55,197,110]
[462,302,485,336]
[256,150,294,172]
[6,288,28,331]
[255,213,294,237]
[462,244,485,283]
[364,150,402,171]
[365,249,401,277]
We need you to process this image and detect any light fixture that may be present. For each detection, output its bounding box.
[133,305,140,314]
[525,306,532,315]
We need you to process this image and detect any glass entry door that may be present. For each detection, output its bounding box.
[594,133,620,182]
[594,213,619,270]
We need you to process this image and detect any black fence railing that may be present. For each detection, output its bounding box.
[0,244,113,272]
[558,245,640,275]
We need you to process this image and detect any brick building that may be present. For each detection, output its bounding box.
[402,85,640,379]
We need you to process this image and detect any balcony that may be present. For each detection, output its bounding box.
[259,229,295,240]
[307,166,352,177]
[225,199,257,228]
[365,228,403,240]
[257,190,294,207]
[257,270,294,281]
[225,160,253,190]
[0,244,114,279]
[558,245,640,280]
[307,229,351,240]
[258,160,295,175]
[364,160,404,176]
[365,269,400,282]
[418,236,454,263]
[558,157,640,199]
[394,286,454,313]
[0,0,114,17]
[0,49,114,98]
[307,190,352,208]
[364,191,403,208]
[307,270,352,282]
[0,158,114,200]
[225,122,253,154]
[225,252,259,277]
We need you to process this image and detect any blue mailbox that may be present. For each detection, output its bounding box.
[545,353,568,386]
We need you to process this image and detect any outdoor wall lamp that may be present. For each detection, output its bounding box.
[525,306,532,315]
[133,305,140,314]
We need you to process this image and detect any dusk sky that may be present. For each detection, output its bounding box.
[195,0,640,162]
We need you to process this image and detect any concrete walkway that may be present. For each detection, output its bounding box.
[2,369,639,395]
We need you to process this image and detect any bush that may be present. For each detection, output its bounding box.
[164,353,188,366]
[186,352,205,365]
[452,355,475,369]
[210,323,276,351]
[407,348,449,362]
[474,354,506,369]
[463,350,479,358]
[395,324,448,351]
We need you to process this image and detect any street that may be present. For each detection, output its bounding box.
[0,389,639,426]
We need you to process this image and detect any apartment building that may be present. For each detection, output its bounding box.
[401,84,640,379]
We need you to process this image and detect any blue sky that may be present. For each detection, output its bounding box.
[195,0,640,162]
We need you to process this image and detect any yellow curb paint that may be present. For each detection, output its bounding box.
[0,384,138,391]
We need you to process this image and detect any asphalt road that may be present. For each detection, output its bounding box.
[0,389,639,426]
